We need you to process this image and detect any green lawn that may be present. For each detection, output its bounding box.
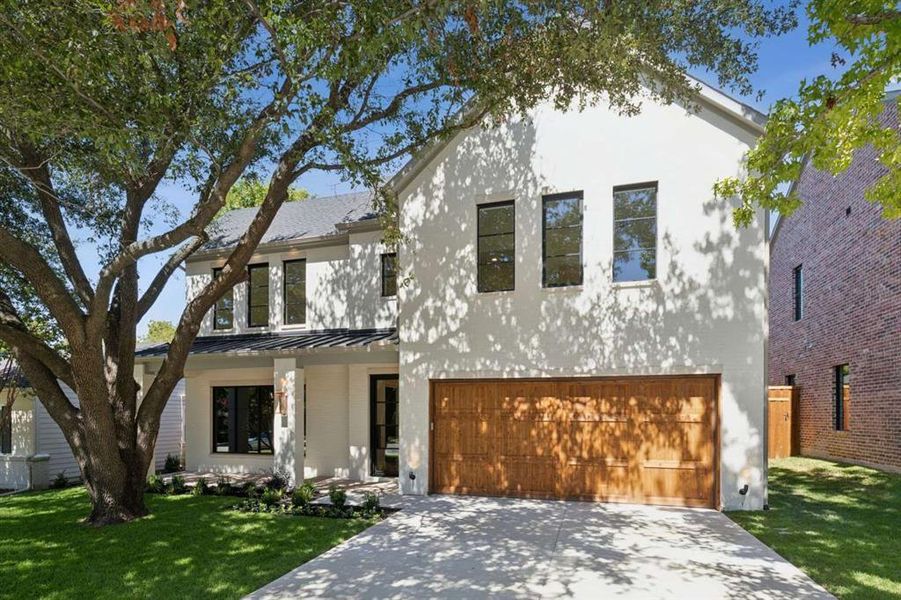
[729,457,901,600]
[0,487,371,599]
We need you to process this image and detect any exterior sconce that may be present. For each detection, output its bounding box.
[275,390,287,416]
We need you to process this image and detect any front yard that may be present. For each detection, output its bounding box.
[729,457,900,600]
[0,487,371,599]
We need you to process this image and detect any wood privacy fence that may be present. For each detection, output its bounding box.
[768,386,800,459]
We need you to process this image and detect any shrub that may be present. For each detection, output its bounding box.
[260,488,282,509]
[291,482,316,508]
[146,474,166,494]
[192,477,210,496]
[265,472,289,491]
[361,491,380,514]
[328,485,347,510]
[49,471,68,490]
[241,481,259,498]
[169,475,187,495]
[215,476,234,496]
[163,454,181,473]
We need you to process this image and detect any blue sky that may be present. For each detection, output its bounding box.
[124,7,842,337]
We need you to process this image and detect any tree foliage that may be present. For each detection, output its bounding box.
[219,178,307,215]
[141,320,177,344]
[717,1,901,226]
[0,0,794,524]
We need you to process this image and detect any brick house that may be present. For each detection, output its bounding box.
[768,95,901,472]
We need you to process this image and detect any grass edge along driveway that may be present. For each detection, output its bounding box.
[0,487,372,599]
[728,457,900,600]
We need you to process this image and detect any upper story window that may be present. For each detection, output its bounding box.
[477,201,515,293]
[793,265,804,320]
[613,183,657,282]
[247,263,269,328]
[542,192,583,287]
[283,259,306,326]
[834,364,850,431]
[212,267,234,330]
[381,253,397,297]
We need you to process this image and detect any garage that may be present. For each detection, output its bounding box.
[429,376,718,508]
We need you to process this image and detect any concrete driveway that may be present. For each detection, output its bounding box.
[247,495,833,599]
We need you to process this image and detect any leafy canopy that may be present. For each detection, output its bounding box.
[141,320,176,344]
[220,178,307,215]
[717,1,901,226]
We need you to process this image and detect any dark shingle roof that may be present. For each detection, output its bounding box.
[135,328,397,358]
[203,191,377,251]
[0,359,29,387]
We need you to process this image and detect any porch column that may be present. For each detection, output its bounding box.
[273,358,304,486]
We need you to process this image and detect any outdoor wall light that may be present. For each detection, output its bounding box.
[275,390,288,416]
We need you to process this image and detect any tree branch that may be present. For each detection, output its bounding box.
[137,234,208,319]
[0,288,74,389]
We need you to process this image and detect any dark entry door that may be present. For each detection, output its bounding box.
[370,375,399,477]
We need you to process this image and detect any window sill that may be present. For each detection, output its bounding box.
[541,284,583,294]
[208,452,275,458]
[613,278,658,289]
[281,324,308,331]
[211,328,235,334]
[475,289,515,297]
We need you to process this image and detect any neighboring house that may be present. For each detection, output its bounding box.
[768,95,900,473]
[136,79,770,510]
[0,360,185,490]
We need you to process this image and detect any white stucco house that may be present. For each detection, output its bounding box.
[136,80,769,510]
[0,361,184,490]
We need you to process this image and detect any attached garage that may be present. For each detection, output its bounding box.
[429,376,718,508]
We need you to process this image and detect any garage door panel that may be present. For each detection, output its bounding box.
[431,377,717,508]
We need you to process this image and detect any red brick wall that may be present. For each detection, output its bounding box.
[768,99,901,472]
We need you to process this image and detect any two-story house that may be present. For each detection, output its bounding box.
[136,78,770,510]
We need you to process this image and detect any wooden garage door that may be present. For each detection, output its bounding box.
[430,376,717,508]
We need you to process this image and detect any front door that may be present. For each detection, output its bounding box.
[370,375,399,477]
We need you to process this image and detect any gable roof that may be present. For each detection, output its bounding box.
[198,190,377,256]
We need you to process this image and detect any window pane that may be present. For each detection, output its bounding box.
[478,204,514,235]
[544,197,581,228]
[249,306,268,328]
[212,387,232,453]
[284,261,306,325]
[614,218,656,252]
[544,255,582,287]
[478,233,515,265]
[248,264,269,327]
[613,186,656,218]
[613,249,656,282]
[544,227,581,257]
[212,268,234,330]
[479,262,514,292]
[382,254,397,296]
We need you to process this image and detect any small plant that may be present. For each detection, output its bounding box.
[215,476,234,496]
[169,474,187,495]
[163,454,181,473]
[241,481,259,498]
[192,477,210,496]
[265,472,289,491]
[291,482,316,508]
[49,471,68,490]
[146,473,166,494]
[361,491,380,515]
[260,487,283,509]
[328,485,347,510]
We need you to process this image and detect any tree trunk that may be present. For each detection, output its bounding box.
[84,469,149,526]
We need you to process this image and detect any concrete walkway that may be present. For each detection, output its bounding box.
[247,495,833,599]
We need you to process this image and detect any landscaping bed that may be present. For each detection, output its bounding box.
[728,457,900,600]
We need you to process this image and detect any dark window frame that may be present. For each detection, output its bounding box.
[211,385,274,455]
[0,406,11,454]
[246,263,270,328]
[612,181,658,283]
[542,191,584,288]
[283,259,306,326]
[369,374,400,477]
[211,267,234,331]
[834,364,850,431]
[793,265,804,321]
[785,374,796,386]
[381,253,398,297]
[476,200,516,293]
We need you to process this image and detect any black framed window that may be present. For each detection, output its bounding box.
[477,201,515,292]
[785,374,796,386]
[793,265,804,320]
[381,253,397,297]
[212,386,274,454]
[247,263,269,328]
[542,192,583,287]
[613,183,657,282]
[283,259,306,325]
[0,406,11,454]
[834,364,850,431]
[212,268,234,330]
[370,375,399,477]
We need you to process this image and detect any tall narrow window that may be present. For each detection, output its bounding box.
[613,183,657,282]
[247,263,269,328]
[381,253,397,297]
[212,386,274,454]
[477,201,515,292]
[785,374,796,386]
[542,192,583,287]
[834,364,850,431]
[212,267,234,330]
[793,265,804,320]
[0,406,11,454]
[283,260,306,326]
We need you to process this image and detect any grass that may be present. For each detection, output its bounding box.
[0,487,372,599]
[729,457,901,600]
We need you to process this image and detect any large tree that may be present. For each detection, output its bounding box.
[0,0,794,524]
[717,0,900,226]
